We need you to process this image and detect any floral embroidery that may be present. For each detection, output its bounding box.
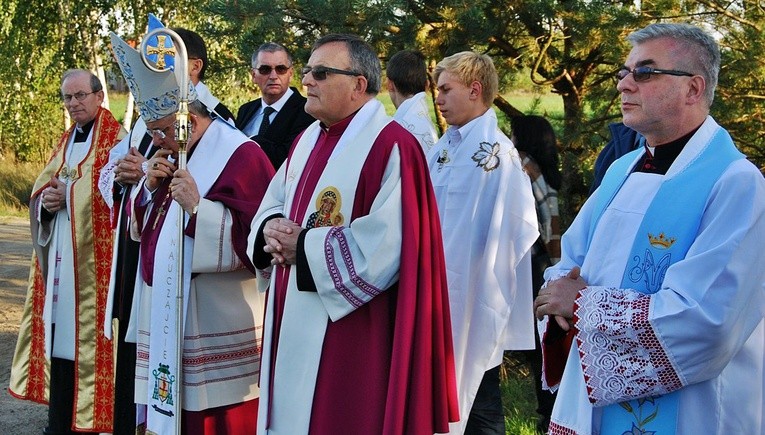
[618,399,660,434]
[60,165,79,182]
[622,421,657,435]
[574,287,683,407]
[471,141,501,172]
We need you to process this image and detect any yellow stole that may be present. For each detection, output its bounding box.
[9,107,124,431]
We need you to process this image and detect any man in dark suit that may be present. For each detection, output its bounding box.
[236,42,315,170]
[173,27,236,123]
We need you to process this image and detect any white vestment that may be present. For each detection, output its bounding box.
[130,120,264,425]
[248,100,406,434]
[393,91,438,152]
[40,130,93,360]
[98,117,150,338]
[543,117,765,435]
[426,108,539,434]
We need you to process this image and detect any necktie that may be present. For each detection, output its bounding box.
[258,106,276,136]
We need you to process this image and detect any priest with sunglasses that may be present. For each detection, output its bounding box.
[535,23,765,435]
[248,33,459,434]
[235,42,314,171]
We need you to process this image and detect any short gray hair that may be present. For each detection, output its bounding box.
[312,34,381,95]
[61,69,102,92]
[251,42,293,68]
[627,23,720,106]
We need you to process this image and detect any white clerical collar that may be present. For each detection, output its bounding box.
[262,87,294,115]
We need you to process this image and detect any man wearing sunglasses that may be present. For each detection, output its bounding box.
[249,33,458,434]
[10,69,125,434]
[235,42,314,170]
[535,23,765,434]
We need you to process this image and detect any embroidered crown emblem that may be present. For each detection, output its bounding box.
[648,232,676,249]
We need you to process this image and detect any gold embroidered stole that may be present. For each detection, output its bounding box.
[10,108,124,431]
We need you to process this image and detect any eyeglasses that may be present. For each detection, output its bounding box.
[61,91,96,103]
[616,66,694,82]
[254,64,292,75]
[301,65,362,81]
[149,123,175,139]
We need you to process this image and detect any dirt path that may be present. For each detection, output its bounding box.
[0,217,48,432]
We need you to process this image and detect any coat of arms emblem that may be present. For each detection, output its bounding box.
[152,362,176,415]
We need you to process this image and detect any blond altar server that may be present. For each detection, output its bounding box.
[426,51,538,434]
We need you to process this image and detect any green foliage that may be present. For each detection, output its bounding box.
[3,0,765,207]
[0,156,40,216]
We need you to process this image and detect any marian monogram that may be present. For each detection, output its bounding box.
[626,232,678,294]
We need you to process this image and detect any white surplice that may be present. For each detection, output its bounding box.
[426,108,539,434]
[99,117,149,338]
[39,130,93,360]
[130,120,264,434]
[543,117,765,434]
[393,91,438,152]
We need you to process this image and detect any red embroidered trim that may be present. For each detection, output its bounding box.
[548,421,579,435]
[575,287,683,406]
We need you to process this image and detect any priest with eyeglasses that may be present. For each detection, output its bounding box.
[248,33,459,435]
[110,28,275,434]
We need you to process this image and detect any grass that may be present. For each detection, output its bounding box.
[503,353,544,435]
[0,157,41,217]
[108,90,129,125]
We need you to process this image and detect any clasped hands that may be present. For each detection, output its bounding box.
[146,149,200,215]
[533,266,587,331]
[41,176,66,212]
[114,147,147,185]
[263,218,304,266]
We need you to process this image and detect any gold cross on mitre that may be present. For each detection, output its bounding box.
[145,35,176,69]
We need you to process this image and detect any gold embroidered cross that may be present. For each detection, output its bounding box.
[145,35,176,69]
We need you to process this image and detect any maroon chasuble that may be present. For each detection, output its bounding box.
[267,114,459,434]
